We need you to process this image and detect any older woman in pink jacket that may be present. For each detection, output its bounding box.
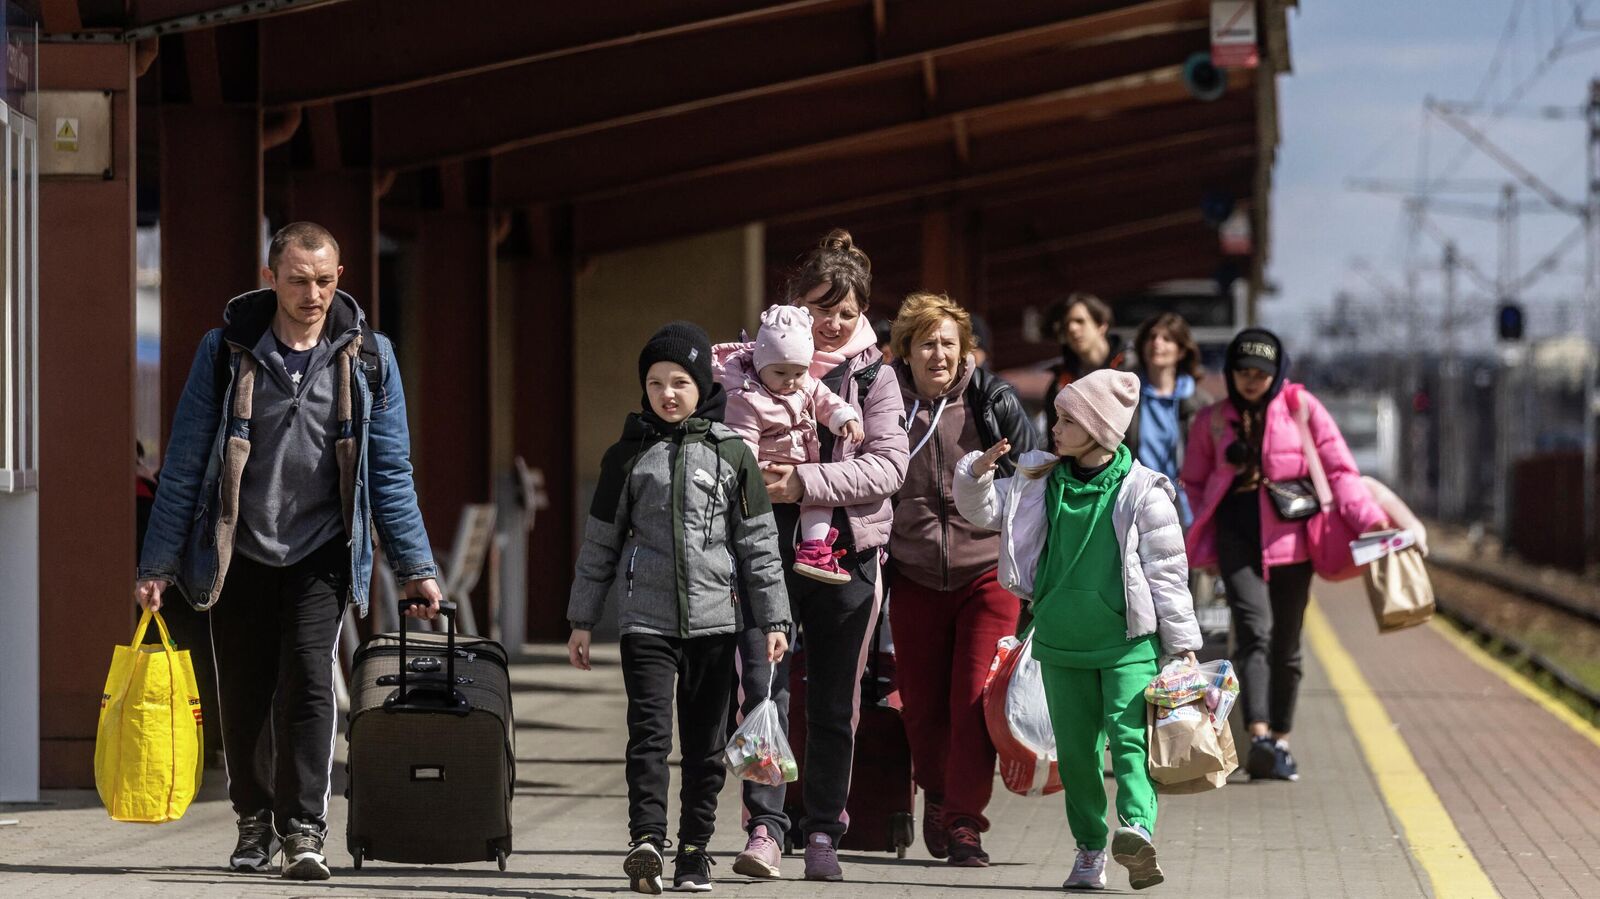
[731,230,909,884]
[1181,328,1386,783]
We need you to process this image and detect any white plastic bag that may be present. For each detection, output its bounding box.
[725,667,798,786]
[982,633,1063,796]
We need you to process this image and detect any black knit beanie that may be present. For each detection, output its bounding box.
[638,321,715,399]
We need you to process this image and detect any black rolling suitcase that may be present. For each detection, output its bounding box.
[346,600,514,870]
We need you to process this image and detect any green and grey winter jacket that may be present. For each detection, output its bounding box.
[568,411,791,638]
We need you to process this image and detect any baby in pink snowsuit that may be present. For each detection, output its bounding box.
[717,305,863,584]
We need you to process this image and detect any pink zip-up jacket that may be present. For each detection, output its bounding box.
[798,343,908,551]
[715,344,859,465]
[1180,383,1386,571]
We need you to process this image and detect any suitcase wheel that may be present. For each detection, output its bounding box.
[496,849,507,872]
[351,847,362,870]
[891,812,914,859]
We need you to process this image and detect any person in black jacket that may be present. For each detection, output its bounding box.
[1041,293,1128,434]
[885,292,1038,867]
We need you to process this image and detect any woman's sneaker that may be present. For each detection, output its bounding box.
[1245,735,1277,780]
[732,825,782,879]
[946,818,990,867]
[1272,740,1300,781]
[1063,848,1107,890]
[923,795,949,859]
[794,528,851,585]
[625,836,666,895]
[1110,825,1163,891]
[671,844,715,892]
[228,811,280,872]
[280,828,330,881]
[802,832,844,882]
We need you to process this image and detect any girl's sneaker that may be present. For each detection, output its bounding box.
[1245,735,1277,779]
[1110,825,1164,891]
[794,528,851,585]
[671,845,715,892]
[1272,740,1300,781]
[1063,848,1107,890]
[922,795,949,859]
[946,818,990,867]
[625,836,666,895]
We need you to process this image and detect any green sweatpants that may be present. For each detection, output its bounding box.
[1039,658,1159,850]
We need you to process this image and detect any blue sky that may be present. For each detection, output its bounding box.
[1265,0,1600,349]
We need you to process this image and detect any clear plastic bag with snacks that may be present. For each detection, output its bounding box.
[1144,659,1240,731]
[725,667,799,786]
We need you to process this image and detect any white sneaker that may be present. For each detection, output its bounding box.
[280,829,330,881]
[1111,825,1164,891]
[1063,848,1107,890]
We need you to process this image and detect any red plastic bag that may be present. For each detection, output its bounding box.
[982,633,1062,797]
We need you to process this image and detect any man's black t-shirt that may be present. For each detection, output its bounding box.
[273,334,316,389]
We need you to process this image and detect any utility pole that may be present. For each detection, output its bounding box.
[1440,241,1462,521]
[1585,79,1600,565]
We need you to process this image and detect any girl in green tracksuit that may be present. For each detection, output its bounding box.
[954,369,1201,891]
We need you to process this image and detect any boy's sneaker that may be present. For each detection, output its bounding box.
[946,818,990,867]
[1272,740,1300,781]
[1245,735,1277,780]
[280,828,330,881]
[794,528,851,585]
[732,825,782,879]
[228,811,280,872]
[625,836,666,895]
[802,832,844,882]
[922,795,949,859]
[1110,825,1163,891]
[1063,848,1107,890]
[671,844,715,892]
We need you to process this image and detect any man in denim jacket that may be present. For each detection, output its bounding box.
[135,222,441,881]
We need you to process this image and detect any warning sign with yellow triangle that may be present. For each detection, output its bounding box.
[54,118,79,152]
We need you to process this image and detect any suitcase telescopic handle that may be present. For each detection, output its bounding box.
[397,598,458,705]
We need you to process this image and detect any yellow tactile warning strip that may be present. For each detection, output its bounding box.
[1429,617,1600,752]
[1304,600,1499,899]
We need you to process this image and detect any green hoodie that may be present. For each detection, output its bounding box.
[1030,444,1160,669]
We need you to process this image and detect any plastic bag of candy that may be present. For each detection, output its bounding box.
[1146,660,1240,729]
[725,670,798,786]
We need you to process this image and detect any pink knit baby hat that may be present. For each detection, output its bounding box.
[753,304,815,372]
[1054,369,1141,450]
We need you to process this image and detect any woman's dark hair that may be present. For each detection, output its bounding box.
[1134,312,1204,379]
[785,228,873,312]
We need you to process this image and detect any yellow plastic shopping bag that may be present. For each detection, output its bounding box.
[94,608,204,822]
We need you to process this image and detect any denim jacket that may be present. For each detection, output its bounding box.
[137,289,437,616]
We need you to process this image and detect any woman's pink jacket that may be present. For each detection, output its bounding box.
[1181,383,1387,572]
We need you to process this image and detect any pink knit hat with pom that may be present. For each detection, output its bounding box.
[1054,369,1141,450]
[754,304,815,372]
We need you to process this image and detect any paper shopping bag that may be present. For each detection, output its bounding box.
[94,608,205,823]
[1363,546,1435,633]
[1155,718,1237,795]
[1146,701,1227,786]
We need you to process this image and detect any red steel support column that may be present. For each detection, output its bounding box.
[413,210,493,604]
[38,43,137,787]
[510,208,575,641]
[159,105,261,441]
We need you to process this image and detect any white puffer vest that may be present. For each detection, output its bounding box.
[953,449,1201,655]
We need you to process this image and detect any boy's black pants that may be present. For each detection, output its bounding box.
[208,538,348,836]
[621,633,739,847]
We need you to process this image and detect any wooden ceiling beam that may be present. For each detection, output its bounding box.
[368,0,1208,170]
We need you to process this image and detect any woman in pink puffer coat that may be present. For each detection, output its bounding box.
[717,304,864,584]
[1181,328,1387,784]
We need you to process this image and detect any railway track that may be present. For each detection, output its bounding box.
[1426,554,1600,724]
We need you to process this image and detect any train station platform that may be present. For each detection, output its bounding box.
[3,580,1597,898]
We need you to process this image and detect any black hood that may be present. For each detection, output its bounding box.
[1224,327,1290,410]
[1058,332,1127,379]
[220,287,365,350]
